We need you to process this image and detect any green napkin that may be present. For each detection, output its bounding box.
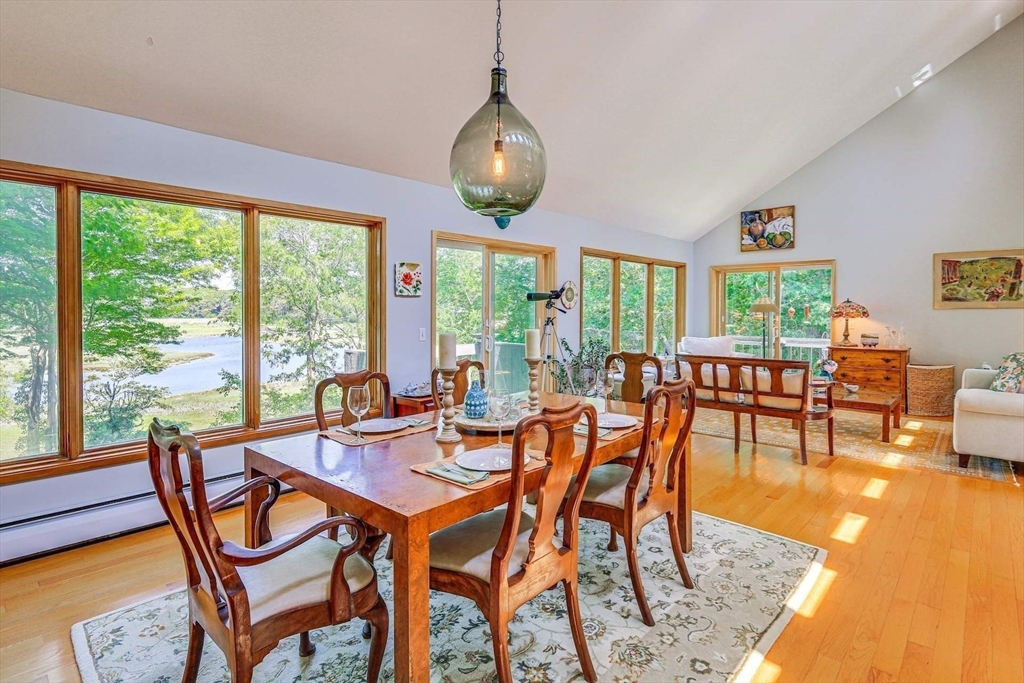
[426,464,489,485]
[574,424,613,438]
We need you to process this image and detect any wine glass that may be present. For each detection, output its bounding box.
[598,368,615,414]
[489,389,512,449]
[347,384,370,443]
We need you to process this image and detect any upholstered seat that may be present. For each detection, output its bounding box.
[578,464,650,510]
[429,509,560,583]
[237,535,376,624]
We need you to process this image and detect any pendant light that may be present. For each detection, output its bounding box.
[450,0,546,229]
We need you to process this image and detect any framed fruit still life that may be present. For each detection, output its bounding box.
[741,205,795,252]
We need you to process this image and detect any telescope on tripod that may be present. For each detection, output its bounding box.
[524,280,579,394]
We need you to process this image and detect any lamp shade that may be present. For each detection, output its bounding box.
[750,296,780,314]
[829,298,870,319]
[450,68,547,218]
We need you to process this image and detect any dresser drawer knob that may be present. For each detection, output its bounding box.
[839,355,848,361]
[881,358,892,364]
[884,375,892,381]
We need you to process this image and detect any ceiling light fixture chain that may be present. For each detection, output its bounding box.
[494,0,504,68]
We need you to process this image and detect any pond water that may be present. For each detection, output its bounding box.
[134,335,305,395]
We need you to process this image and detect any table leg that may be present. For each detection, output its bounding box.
[881,405,891,444]
[893,400,902,429]
[392,515,431,683]
[243,459,270,549]
[681,432,692,552]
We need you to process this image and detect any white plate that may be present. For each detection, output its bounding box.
[583,413,639,429]
[456,447,528,472]
[352,417,410,434]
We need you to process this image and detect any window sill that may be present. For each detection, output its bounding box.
[0,410,379,486]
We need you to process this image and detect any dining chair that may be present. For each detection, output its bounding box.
[430,358,486,406]
[605,352,664,403]
[314,369,394,430]
[574,377,697,626]
[314,370,393,564]
[426,401,601,683]
[147,418,388,683]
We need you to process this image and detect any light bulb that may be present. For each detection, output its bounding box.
[492,139,506,177]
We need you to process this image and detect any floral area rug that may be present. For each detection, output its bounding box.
[73,513,824,683]
[692,407,1015,484]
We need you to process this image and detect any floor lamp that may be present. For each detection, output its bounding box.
[750,296,779,358]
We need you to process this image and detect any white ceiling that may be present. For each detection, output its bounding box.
[1,1,1021,241]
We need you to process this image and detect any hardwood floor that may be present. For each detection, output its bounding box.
[1,432,1021,683]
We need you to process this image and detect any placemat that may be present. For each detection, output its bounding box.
[411,450,546,490]
[319,419,436,446]
[575,421,643,442]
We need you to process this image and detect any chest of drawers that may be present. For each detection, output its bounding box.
[828,346,911,401]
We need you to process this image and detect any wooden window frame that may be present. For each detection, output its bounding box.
[0,160,386,484]
[708,259,837,357]
[429,231,557,373]
[579,248,687,354]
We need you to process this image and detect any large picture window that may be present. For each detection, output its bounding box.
[0,161,385,482]
[580,249,686,355]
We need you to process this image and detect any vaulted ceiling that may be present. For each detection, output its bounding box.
[2,0,1021,240]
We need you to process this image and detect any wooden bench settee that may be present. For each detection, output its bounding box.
[674,354,835,465]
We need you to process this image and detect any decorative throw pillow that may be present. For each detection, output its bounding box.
[681,336,735,356]
[990,352,1024,393]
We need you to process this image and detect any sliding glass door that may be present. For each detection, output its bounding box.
[433,233,553,395]
[711,261,835,364]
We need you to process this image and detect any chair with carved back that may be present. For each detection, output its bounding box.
[426,401,600,683]
[605,352,663,403]
[147,419,388,683]
[314,370,393,554]
[430,358,486,407]
[573,378,697,626]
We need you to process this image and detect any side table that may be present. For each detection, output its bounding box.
[392,394,435,417]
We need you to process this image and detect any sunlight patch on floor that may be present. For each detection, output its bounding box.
[831,512,868,544]
[735,649,782,683]
[860,477,889,499]
[904,420,923,430]
[785,560,837,618]
[893,434,915,447]
[880,451,905,468]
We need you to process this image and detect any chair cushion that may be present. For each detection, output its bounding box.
[956,387,1024,418]
[990,352,1024,393]
[677,363,740,402]
[739,368,806,411]
[429,509,556,583]
[236,534,375,624]
[679,336,735,356]
[578,463,650,510]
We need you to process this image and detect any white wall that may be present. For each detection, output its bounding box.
[0,88,693,535]
[692,17,1024,382]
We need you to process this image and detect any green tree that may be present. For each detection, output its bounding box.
[582,256,612,347]
[619,261,647,351]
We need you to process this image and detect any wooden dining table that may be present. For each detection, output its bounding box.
[243,392,691,683]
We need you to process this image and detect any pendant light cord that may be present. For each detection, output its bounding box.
[494,0,504,68]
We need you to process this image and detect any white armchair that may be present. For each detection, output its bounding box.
[953,369,1024,467]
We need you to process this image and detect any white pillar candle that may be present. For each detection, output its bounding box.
[438,333,457,369]
[525,328,541,359]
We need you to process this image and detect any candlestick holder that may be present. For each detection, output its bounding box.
[524,357,542,413]
[435,366,462,443]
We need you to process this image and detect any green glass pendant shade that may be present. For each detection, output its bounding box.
[450,68,547,218]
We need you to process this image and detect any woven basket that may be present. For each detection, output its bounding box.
[907,364,954,416]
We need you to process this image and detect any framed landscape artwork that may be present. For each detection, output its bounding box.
[933,249,1024,309]
[740,205,795,251]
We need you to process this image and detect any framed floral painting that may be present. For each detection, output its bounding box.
[395,262,422,297]
[740,205,795,251]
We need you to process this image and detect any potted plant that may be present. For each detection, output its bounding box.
[551,337,611,396]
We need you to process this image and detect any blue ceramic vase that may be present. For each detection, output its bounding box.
[463,380,488,419]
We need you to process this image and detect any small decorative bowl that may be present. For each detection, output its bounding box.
[843,383,859,393]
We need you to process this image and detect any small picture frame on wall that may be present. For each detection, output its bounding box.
[740,205,795,252]
[933,249,1024,309]
[395,262,422,297]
